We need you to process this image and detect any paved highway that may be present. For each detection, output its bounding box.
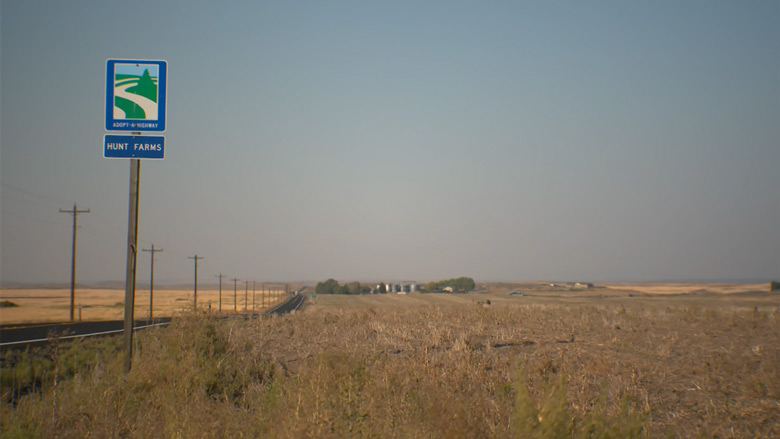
[267,293,306,315]
[0,319,172,349]
[1,290,307,350]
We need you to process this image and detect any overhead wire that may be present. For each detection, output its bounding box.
[1,183,268,284]
[0,182,73,207]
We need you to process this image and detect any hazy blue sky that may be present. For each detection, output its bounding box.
[2,1,778,285]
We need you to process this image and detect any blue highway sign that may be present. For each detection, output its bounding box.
[105,59,167,132]
[104,134,165,159]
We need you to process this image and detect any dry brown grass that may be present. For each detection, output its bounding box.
[2,290,779,438]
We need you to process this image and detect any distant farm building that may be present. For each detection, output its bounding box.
[381,282,418,294]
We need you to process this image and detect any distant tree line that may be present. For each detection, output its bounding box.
[314,279,371,295]
[425,277,476,293]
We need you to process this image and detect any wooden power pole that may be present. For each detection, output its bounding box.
[59,203,90,322]
[215,273,226,312]
[142,244,162,322]
[244,280,249,311]
[188,255,204,310]
[231,278,239,312]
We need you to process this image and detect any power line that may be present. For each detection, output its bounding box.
[0,209,71,227]
[2,182,72,207]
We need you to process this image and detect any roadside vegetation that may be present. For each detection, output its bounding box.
[1,299,778,438]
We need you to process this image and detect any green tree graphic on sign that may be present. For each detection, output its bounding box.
[114,68,158,120]
[127,69,158,103]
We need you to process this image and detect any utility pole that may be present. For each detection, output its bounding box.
[252,281,256,311]
[244,280,249,311]
[215,273,226,312]
[231,278,239,312]
[59,203,90,322]
[188,255,204,310]
[142,244,163,322]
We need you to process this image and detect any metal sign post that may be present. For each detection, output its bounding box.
[105,58,167,372]
[123,158,140,372]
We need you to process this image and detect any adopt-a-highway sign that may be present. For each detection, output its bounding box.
[105,59,167,132]
[104,134,164,159]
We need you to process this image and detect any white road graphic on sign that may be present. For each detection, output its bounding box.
[113,83,158,120]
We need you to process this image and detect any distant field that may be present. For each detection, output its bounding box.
[1,282,775,324]
[480,281,771,296]
[309,281,779,312]
[0,287,287,324]
[600,282,770,296]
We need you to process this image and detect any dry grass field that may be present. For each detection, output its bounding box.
[0,287,288,324]
[2,282,779,438]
